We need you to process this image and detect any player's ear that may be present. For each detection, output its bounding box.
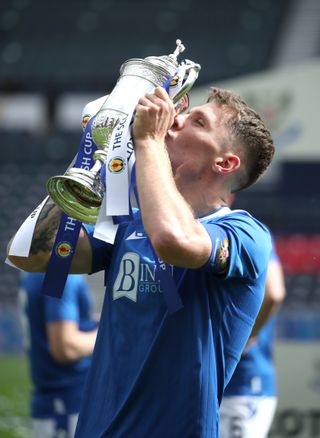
[213,154,240,174]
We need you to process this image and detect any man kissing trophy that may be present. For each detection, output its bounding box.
[47,39,201,226]
[7,40,201,298]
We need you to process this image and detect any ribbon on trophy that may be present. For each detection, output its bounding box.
[7,102,100,297]
[7,197,50,261]
[93,113,135,243]
[6,155,80,265]
[41,116,98,297]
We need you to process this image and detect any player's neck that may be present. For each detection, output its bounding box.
[183,187,228,217]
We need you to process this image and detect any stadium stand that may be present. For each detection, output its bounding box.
[0,0,292,94]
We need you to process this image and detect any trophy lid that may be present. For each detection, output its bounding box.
[144,39,186,73]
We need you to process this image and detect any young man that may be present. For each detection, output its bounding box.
[19,272,98,438]
[8,86,275,437]
[220,242,286,438]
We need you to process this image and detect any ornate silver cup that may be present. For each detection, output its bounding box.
[47,39,201,224]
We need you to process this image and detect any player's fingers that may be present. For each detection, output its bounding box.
[154,86,170,101]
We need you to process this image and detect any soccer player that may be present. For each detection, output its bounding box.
[220,242,286,438]
[8,86,275,437]
[19,272,98,438]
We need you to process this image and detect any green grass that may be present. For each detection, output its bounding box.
[0,355,32,438]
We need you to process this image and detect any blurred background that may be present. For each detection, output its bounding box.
[0,0,319,436]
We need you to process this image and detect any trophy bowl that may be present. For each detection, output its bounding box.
[47,164,104,224]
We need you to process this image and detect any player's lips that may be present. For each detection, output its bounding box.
[165,131,174,146]
[166,129,175,140]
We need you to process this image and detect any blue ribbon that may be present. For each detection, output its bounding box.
[41,117,97,297]
[41,216,82,298]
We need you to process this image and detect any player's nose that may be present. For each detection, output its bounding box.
[171,114,186,131]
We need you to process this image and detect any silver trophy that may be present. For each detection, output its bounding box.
[47,39,201,224]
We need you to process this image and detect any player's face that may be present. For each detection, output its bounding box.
[166,101,229,176]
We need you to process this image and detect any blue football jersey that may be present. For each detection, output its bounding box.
[223,245,280,397]
[19,272,97,416]
[75,207,271,438]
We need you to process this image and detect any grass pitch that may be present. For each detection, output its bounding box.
[0,355,32,438]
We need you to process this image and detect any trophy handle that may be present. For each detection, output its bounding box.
[171,61,201,105]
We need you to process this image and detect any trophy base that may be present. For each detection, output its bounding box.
[47,168,104,224]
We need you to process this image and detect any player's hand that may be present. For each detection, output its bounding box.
[132,87,175,145]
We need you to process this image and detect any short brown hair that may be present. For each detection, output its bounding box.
[207,87,275,192]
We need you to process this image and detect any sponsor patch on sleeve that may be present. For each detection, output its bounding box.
[211,237,229,274]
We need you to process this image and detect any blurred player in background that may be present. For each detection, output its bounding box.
[220,237,286,438]
[18,272,99,438]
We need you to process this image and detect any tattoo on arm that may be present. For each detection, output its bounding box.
[30,199,61,255]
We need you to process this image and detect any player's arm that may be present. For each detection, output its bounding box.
[133,87,212,268]
[6,97,111,274]
[249,257,286,339]
[47,321,98,363]
[6,197,93,274]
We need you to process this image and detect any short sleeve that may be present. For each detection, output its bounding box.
[202,212,272,281]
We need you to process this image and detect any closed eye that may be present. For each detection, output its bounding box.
[187,109,207,128]
[193,118,205,127]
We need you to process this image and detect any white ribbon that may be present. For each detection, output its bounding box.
[93,113,137,243]
[105,114,133,216]
[168,65,185,100]
[8,196,49,258]
[6,95,105,260]
[93,196,119,244]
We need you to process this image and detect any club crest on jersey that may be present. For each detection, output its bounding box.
[56,242,72,258]
[217,238,229,272]
[170,75,179,87]
[82,114,90,131]
[108,157,125,173]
